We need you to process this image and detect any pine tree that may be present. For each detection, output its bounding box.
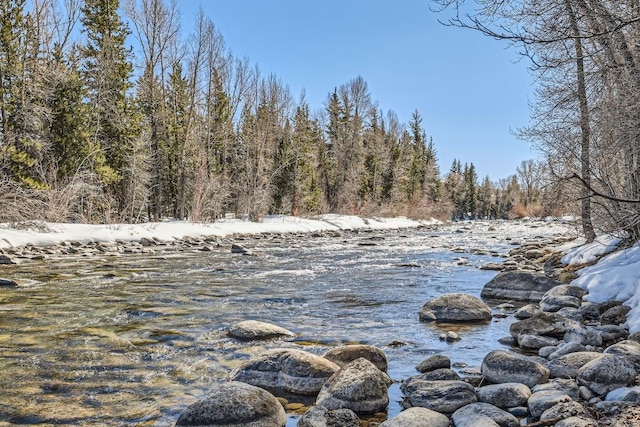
[81,0,142,218]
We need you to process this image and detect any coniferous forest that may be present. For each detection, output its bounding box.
[1,0,639,243]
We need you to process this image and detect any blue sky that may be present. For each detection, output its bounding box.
[178,0,536,180]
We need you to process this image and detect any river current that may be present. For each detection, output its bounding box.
[0,219,573,426]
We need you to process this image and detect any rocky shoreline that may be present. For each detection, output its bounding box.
[173,235,640,427]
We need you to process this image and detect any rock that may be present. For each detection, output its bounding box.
[323,345,388,372]
[601,305,631,325]
[546,352,605,379]
[379,407,450,427]
[230,349,339,396]
[595,325,629,344]
[408,368,460,382]
[228,320,295,341]
[540,400,590,421]
[539,285,586,312]
[518,334,559,349]
[481,350,550,388]
[555,416,598,427]
[418,293,491,322]
[452,402,519,427]
[576,354,637,396]
[0,277,19,287]
[533,378,580,400]
[606,386,640,403]
[231,244,250,254]
[547,342,589,360]
[514,303,542,319]
[528,390,573,419]
[564,327,603,347]
[440,331,461,341]
[510,312,582,340]
[0,254,19,265]
[175,381,286,427]
[315,358,391,414]
[297,406,360,427]
[476,382,532,409]
[481,271,563,302]
[401,379,477,414]
[416,354,451,373]
[603,340,640,370]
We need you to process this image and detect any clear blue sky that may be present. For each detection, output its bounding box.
[178,0,536,181]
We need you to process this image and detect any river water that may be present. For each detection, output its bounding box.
[0,220,572,426]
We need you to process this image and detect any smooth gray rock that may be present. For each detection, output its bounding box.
[547,342,588,360]
[539,285,586,312]
[228,320,295,341]
[416,354,451,373]
[533,378,580,400]
[315,358,391,414]
[297,406,360,427]
[419,293,491,322]
[528,390,573,419]
[379,407,450,427]
[323,344,387,372]
[510,313,582,340]
[481,271,562,302]
[175,381,286,427]
[576,354,637,396]
[230,349,339,395]
[605,386,640,403]
[476,382,532,409]
[407,368,460,382]
[481,350,550,388]
[476,383,531,409]
[518,334,559,349]
[514,303,542,319]
[452,402,519,427]
[401,379,477,414]
[546,352,604,379]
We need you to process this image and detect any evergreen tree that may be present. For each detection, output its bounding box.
[81,0,142,218]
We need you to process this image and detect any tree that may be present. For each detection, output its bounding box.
[81,0,142,220]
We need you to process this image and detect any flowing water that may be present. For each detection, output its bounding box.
[0,220,572,426]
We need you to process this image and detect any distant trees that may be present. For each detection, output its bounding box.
[432,0,640,241]
[0,0,564,225]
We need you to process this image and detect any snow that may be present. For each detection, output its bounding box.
[570,241,640,333]
[561,234,623,265]
[0,215,439,250]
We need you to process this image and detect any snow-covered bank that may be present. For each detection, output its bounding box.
[0,215,438,250]
[563,237,640,333]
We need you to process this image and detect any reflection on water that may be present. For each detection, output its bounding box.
[0,222,562,426]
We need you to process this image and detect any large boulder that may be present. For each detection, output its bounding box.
[539,285,586,313]
[481,271,563,302]
[315,358,391,415]
[604,340,640,370]
[419,293,491,322]
[576,354,637,396]
[228,320,295,341]
[323,345,387,372]
[175,381,286,427]
[451,402,519,427]
[481,350,550,388]
[296,405,360,427]
[230,349,339,395]
[401,379,477,414]
[379,407,449,427]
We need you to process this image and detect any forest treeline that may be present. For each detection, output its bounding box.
[2,0,624,234]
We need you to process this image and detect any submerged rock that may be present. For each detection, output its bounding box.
[227,320,296,341]
[418,293,491,322]
[175,381,286,427]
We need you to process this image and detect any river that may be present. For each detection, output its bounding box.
[0,219,573,426]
